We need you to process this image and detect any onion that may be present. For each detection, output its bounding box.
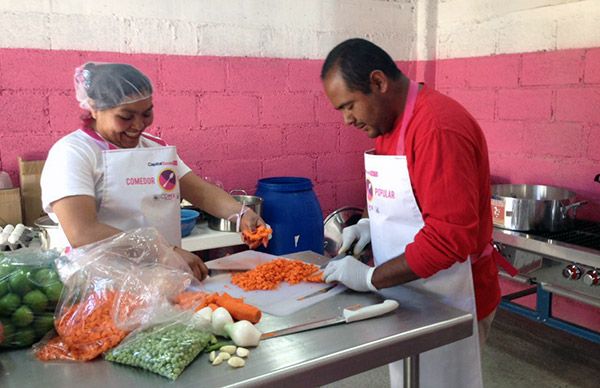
[224,320,262,347]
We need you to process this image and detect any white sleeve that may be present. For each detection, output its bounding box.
[177,154,192,178]
[41,138,97,213]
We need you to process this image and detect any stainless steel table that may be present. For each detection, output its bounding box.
[0,252,473,388]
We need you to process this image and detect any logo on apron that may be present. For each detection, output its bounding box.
[158,168,177,192]
[366,178,374,202]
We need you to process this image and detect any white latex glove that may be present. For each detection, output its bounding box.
[323,256,377,292]
[338,218,371,256]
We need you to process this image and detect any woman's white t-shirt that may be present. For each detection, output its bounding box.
[41,129,192,223]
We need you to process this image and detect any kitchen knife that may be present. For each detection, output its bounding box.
[260,299,399,340]
[296,284,338,301]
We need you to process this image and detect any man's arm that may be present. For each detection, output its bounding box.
[371,254,419,289]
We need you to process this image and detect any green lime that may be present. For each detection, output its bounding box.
[2,321,15,339]
[43,282,63,304]
[23,290,49,313]
[0,280,8,297]
[0,264,12,278]
[12,328,36,347]
[9,269,32,295]
[0,293,21,316]
[0,321,16,347]
[33,268,60,287]
[33,313,55,337]
[12,305,34,327]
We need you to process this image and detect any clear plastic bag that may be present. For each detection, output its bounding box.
[33,228,206,361]
[0,248,62,349]
[104,312,215,380]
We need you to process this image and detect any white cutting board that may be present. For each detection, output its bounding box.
[202,251,346,316]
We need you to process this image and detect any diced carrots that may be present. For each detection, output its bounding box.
[242,225,272,248]
[35,291,139,361]
[231,258,324,291]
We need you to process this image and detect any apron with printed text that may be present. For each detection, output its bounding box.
[365,81,483,388]
[83,129,182,247]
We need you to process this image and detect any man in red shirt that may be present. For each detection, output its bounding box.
[321,38,505,387]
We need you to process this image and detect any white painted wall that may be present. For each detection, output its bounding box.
[0,0,599,60]
[0,0,417,59]
[436,0,600,59]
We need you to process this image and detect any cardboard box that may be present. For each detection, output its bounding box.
[19,158,46,226]
[0,188,22,226]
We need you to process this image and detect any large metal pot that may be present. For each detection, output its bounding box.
[34,215,70,250]
[207,191,263,232]
[491,184,587,232]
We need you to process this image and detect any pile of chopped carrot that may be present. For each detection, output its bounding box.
[173,291,262,323]
[35,291,139,361]
[231,258,324,291]
[242,225,272,248]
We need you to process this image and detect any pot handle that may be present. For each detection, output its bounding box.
[560,200,588,219]
[229,189,248,196]
[595,174,600,183]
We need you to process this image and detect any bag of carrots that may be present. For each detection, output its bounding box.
[33,228,208,362]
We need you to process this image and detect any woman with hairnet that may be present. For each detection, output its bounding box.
[40,62,265,280]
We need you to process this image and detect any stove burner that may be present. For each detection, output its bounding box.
[529,221,600,251]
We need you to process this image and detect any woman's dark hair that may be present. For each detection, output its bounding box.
[321,38,402,94]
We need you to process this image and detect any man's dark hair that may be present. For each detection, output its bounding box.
[321,38,402,94]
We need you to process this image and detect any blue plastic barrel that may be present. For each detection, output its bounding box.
[255,177,324,255]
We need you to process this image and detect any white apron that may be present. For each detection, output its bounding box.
[365,81,483,388]
[82,129,182,247]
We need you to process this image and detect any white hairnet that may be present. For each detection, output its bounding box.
[74,62,153,111]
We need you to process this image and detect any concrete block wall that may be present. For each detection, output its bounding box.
[0,0,599,332]
[0,48,373,216]
[436,47,600,221]
[0,0,417,217]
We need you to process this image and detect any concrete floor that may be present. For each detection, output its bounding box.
[324,308,600,388]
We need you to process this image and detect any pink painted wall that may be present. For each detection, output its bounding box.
[2,48,598,220]
[1,47,598,331]
[0,48,372,218]
[432,47,600,222]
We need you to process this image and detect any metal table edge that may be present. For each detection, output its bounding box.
[221,314,474,387]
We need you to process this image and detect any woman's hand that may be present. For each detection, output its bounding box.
[239,208,265,233]
[240,210,269,249]
[173,247,209,281]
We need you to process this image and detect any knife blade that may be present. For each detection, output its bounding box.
[260,299,399,340]
[296,284,338,301]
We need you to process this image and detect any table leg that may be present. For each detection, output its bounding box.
[403,354,419,388]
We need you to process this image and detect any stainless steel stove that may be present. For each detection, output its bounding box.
[493,221,600,342]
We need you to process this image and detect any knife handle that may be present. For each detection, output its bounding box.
[343,299,399,323]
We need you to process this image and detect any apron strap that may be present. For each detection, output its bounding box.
[472,241,519,276]
[395,80,420,155]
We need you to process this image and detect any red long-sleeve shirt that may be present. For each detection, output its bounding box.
[375,85,500,320]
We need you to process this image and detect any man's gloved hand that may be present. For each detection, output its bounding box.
[338,218,371,256]
[323,255,377,292]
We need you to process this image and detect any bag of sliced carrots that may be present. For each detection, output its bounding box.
[33,228,206,362]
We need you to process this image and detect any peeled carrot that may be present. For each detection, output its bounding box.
[215,292,262,323]
[172,291,262,323]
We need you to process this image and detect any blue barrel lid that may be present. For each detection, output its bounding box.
[257,176,313,192]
